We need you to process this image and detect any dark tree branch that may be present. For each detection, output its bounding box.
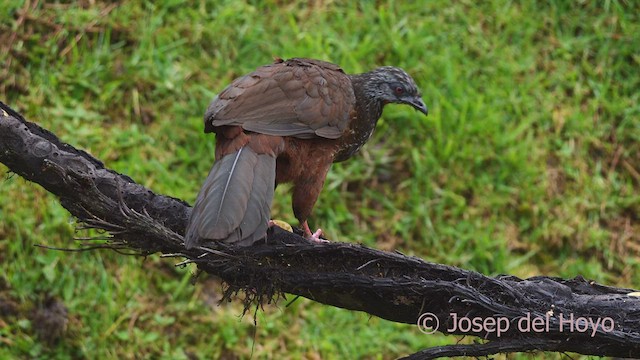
[1,101,639,359]
[400,339,569,360]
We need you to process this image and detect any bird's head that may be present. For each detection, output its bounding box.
[368,66,428,116]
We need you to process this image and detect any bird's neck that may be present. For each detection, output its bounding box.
[349,73,385,121]
[333,73,385,162]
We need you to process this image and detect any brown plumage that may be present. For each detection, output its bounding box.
[185,58,427,248]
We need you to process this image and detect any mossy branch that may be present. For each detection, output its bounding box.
[1,101,639,359]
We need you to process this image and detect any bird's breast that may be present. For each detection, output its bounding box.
[334,114,378,163]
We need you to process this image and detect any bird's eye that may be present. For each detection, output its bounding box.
[395,86,404,95]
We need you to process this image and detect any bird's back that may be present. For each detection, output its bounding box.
[204,58,357,141]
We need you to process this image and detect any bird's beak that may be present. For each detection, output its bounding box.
[406,96,428,116]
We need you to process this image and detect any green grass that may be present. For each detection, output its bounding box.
[1,0,639,358]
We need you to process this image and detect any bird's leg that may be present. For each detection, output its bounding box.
[290,157,333,244]
[301,220,327,243]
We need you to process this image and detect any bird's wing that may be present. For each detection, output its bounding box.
[204,58,356,139]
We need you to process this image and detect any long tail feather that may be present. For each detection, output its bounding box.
[184,146,276,248]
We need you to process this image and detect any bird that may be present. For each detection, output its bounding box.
[184,58,427,248]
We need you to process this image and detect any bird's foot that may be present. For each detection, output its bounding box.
[308,228,325,242]
[302,221,329,243]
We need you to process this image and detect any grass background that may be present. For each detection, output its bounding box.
[1,0,639,359]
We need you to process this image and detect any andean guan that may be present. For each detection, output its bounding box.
[184,58,427,248]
